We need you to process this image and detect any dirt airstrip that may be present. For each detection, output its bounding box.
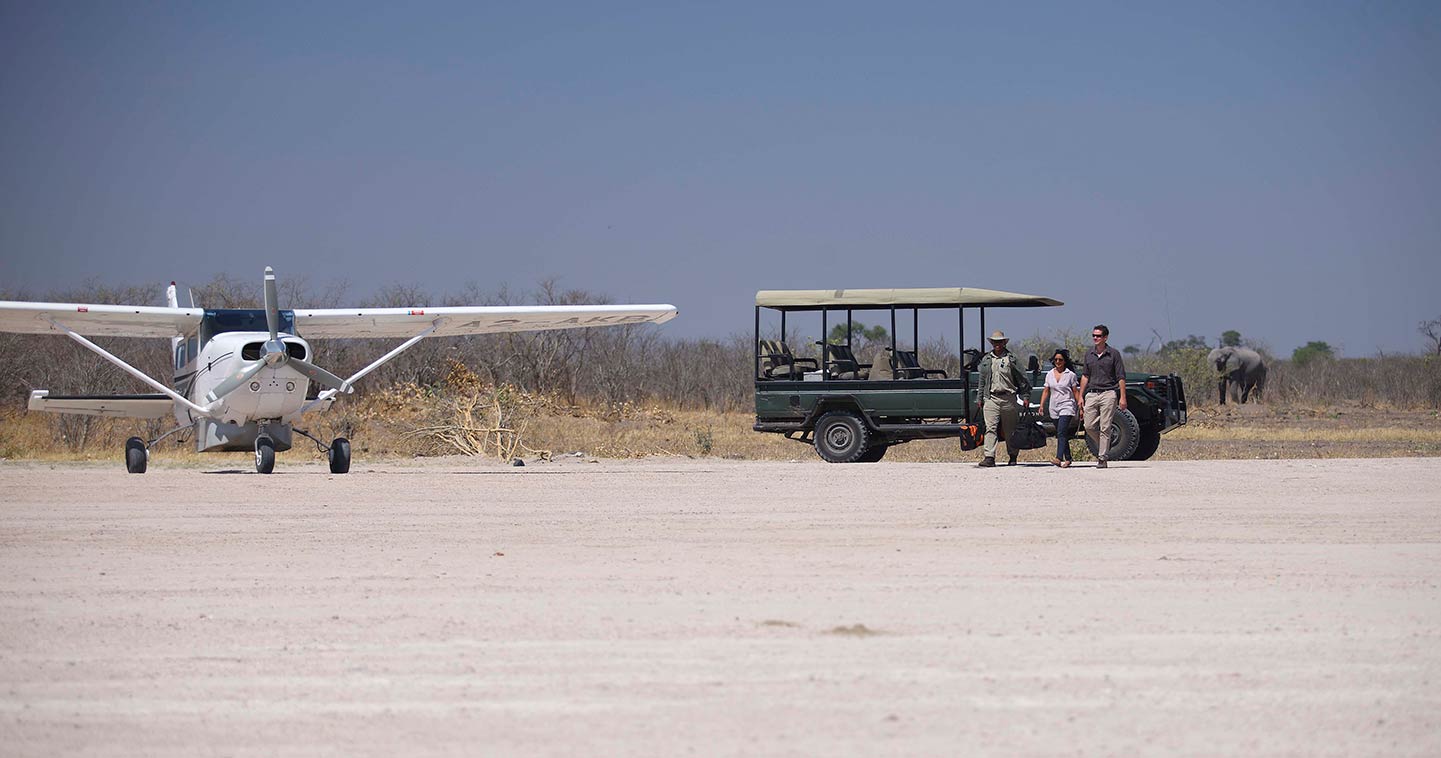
[1,457,1439,756]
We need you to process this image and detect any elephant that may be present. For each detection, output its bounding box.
[1207,346,1267,404]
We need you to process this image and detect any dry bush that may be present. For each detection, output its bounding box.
[404,361,555,460]
[1265,355,1441,409]
[1125,348,1216,407]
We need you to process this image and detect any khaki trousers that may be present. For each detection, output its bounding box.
[1083,390,1118,460]
[982,395,1020,459]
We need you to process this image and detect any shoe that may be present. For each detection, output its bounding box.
[1096,459,1108,469]
[1050,458,1062,467]
[1061,460,1072,468]
[977,457,996,468]
[1007,453,1018,466]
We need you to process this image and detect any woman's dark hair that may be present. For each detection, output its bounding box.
[1053,349,1073,371]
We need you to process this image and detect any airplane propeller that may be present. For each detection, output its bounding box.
[205,267,349,404]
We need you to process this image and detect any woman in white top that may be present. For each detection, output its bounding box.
[1039,349,1083,467]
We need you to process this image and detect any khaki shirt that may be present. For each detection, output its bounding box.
[991,353,1017,395]
[978,348,1030,401]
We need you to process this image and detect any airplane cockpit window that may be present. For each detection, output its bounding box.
[199,309,297,347]
[176,334,198,370]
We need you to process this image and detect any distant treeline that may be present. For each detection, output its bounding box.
[2,277,1437,419]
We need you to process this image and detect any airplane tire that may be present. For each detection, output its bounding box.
[328,437,351,474]
[255,437,276,474]
[125,437,147,474]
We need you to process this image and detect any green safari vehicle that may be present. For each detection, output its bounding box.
[751,288,1187,462]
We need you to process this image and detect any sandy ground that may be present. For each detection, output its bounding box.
[1,456,1439,756]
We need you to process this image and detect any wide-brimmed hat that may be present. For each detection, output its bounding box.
[988,330,1008,343]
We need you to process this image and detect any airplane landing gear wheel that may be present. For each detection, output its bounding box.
[255,436,276,474]
[328,437,351,474]
[125,437,147,474]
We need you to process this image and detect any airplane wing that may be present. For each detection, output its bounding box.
[293,304,678,339]
[28,390,175,419]
[0,301,202,337]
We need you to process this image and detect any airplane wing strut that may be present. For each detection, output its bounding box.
[43,316,212,418]
[298,318,446,415]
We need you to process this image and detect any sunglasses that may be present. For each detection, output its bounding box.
[1092,334,1104,339]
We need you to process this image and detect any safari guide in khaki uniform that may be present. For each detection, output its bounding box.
[1080,323,1126,468]
[976,330,1031,468]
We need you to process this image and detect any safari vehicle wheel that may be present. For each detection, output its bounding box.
[1085,408,1141,461]
[255,437,276,475]
[856,444,889,463]
[1129,425,1162,461]
[124,437,147,474]
[814,411,871,463]
[328,437,351,474]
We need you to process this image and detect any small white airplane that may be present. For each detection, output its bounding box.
[0,268,677,474]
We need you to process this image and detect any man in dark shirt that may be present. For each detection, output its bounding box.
[1079,324,1127,468]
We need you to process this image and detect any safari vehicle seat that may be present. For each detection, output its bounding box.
[868,347,894,380]
[891,349,948,379]
[824,344,870,380]
[962,348,983,372]
[758,339,819,379]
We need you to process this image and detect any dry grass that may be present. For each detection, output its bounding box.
[2,377,1437,466]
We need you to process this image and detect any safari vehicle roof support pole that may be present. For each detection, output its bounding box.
[960,306,969,423]
[958,303,963,357]
[42,316,213,418]
[912,308,918,356]
[890,307,897,357]
[753,306,760,379]
[300,318,446,414]
[820,310,828,379]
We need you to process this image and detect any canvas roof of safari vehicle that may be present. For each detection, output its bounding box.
[755,287,1062,310]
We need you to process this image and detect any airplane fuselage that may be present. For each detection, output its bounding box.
[174,309,314,452]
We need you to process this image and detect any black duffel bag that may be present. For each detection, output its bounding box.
[1007,410,1049,450]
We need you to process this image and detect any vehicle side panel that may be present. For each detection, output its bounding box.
[757,379,970,423]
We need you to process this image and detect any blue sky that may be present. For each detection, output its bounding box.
[2,1,1438,355]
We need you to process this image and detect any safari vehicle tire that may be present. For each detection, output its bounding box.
[124,437,147,474]
[814,411,871,463]
[255,437,276,475]
[1129,425,1162,461]
[856,444,889,463]
[328,437,351,474]
[1085,408,1140,461]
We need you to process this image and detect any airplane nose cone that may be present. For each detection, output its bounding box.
[263,339,288,365]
